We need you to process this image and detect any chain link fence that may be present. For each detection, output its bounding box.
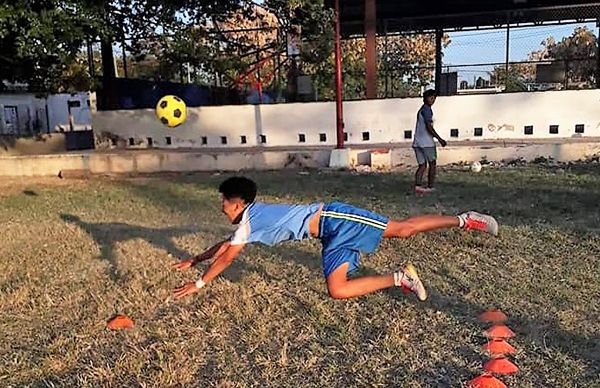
[443,22,599,95]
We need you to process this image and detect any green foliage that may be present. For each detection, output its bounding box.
[0,1,102,92]
[0,0,246,92]
[491,26,599,91]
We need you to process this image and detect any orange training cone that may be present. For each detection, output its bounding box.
[483,357,519,375]
[478,310,508,323]
[467,374,507,388]
[485,324,515,339]
[483,339,516,357]
[106,314,135,330]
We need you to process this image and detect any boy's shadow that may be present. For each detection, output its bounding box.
[59,213,309,287]
[60,213,229,283]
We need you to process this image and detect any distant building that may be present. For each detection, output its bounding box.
[0,92,93,135]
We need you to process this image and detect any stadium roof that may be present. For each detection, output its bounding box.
[324,0,600,36]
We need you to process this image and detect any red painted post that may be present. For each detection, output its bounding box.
[334,0,345,149]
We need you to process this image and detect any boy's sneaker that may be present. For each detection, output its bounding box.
[415,186,430,194]
[394,264,427,301]
[459,211,499,236]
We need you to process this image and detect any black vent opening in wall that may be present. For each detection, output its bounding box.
[344,132,348,141]
[319,133,327,142]
[201,136,208,145]
[165,136,172,145]
[362,131,370,141]
[298,134,306,143]
[474,127,483,137]
[260,135,267,144]
[404,130,412,139]
[240,135,247,144]
[129,138,135,146]
[221,136,228,144]
[549,125,559,134]
[575,124,584,134]
[524,125,533,135]
[147,137,153,147]
[450,128,459,138]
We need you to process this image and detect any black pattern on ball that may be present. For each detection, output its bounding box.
[173,109,182,118]
[173,96,181,102]
[160,101,168,109]
[160,117,169,125]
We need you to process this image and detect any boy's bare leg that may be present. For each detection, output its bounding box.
[384,212,499,238]
[326,263,394,299]
[414,163,427,187]
[326,263,426,300]
[427,160,437,188]
[383,215,459,238]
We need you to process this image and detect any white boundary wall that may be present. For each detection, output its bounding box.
[3,141,600,177]
[92,90,600,149]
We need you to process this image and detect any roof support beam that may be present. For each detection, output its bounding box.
[365,0,377,99]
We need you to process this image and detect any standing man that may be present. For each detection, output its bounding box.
[413,89,447,193]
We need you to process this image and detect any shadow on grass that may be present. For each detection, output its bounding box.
[412,291,600,385]
[120,168,600,235]
[101,169,599,383]
[60,213,202,283]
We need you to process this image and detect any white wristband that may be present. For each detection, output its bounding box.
[195,278,206,289]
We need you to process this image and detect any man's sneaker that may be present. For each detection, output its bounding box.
[459,211,499,236]
[394,264,427,301]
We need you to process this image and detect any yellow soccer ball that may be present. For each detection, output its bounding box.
[155,95,187,127]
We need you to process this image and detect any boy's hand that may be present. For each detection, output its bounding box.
[172,258,195,271]
[174,282,200,298]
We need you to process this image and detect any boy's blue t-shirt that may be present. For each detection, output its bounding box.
[230,202,321,246]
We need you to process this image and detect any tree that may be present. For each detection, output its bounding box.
[538,26,598,87]
[303,33,450,100]
[148,0,333,100]
[0,1,103,92]
[490,26,598,91]
[1,0,458,100]
[489,64,530,92]
[0,0,247,93]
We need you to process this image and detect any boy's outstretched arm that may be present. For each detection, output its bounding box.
[173,242,245,299]
[172,239,230,271]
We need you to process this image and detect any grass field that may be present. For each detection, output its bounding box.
[1,163,599,387]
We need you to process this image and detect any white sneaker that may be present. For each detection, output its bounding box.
[395,264,427,301]
[459,211,499,236]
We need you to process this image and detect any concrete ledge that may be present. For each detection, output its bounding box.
[1,139,599,177]
[0,153,89,176]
